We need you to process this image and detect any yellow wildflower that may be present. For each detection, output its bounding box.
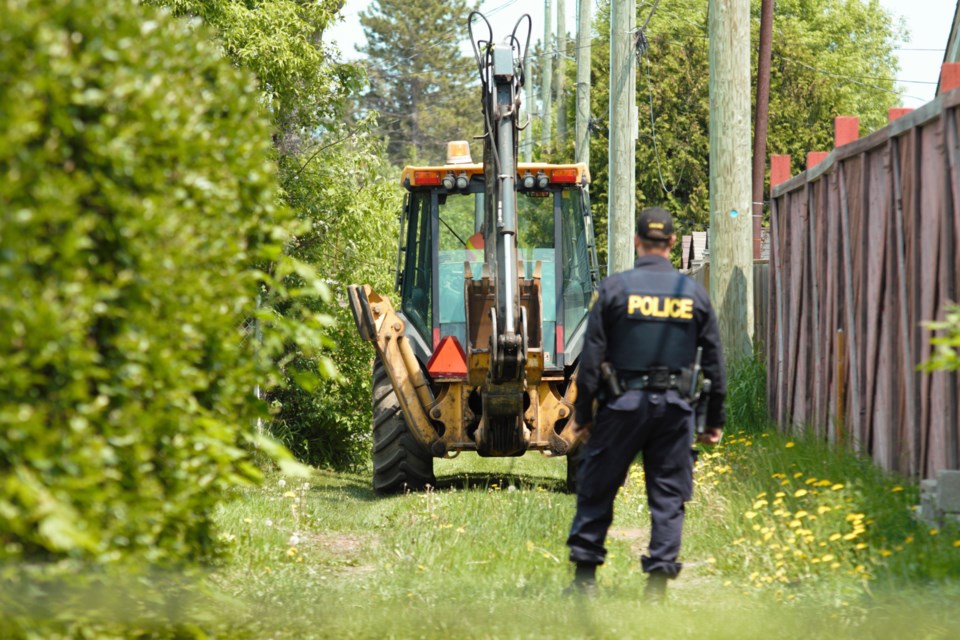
[891,486,904,493]
[785,442,795,448]
[794,489,808,498]
[929,529,940,536]
[831,483,845,491]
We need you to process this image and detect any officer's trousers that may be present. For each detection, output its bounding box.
[566,388,695,577]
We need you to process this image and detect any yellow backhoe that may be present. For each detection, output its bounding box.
[348,12,599,493]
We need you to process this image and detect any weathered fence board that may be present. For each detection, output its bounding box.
[770,93,960,480]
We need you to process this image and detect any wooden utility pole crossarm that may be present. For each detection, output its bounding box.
[708,0,754,361]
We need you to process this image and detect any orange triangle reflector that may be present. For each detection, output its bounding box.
[427,336,468,379]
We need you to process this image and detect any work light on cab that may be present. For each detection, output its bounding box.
[446,140,473,164]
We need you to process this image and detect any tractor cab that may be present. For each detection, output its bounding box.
[396,142,599,379]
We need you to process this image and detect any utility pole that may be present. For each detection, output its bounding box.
[556,0,567,147]
[752,0,774,260]
[608,0,636,275]
[541,0,554,154]
[575,0,592,167]
[524,46,534,162]
[709,0,754,361]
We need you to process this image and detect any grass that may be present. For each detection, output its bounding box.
[5,358,960,638]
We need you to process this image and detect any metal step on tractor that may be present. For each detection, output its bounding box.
[348,12,600,494]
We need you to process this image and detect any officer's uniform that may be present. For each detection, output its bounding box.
[566,211,725,586]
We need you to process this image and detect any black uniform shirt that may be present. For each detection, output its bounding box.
[574,255,726,427]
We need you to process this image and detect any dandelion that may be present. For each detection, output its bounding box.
[753,499,768,509]
[785,442,795,448]
[265,519,273,527]
[831,483,845,491]
[794,510,808,519]
[929,528,940,536]
[905,535,914,544]
[288,533,301,546]
[794,489,808,498]
[891,485,904,493]
[879,549,892,557]
[952,540,960,548]
[286,547,297,557]
[744,511,758,519]
[278,478,287,488]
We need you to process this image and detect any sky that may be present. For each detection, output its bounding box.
[326,0,956,109]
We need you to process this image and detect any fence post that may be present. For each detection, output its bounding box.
[835,328,846,447]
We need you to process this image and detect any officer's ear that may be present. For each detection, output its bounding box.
[667,234,677,250]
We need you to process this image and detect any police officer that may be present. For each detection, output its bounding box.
[565,206,726,601]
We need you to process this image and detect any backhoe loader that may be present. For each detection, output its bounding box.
[348,12,600,493]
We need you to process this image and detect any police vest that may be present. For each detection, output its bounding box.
[605,269,701,373]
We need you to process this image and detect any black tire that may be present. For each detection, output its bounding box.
[372,360,435,494]
[565,446,583,494]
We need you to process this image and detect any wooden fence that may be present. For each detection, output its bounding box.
[769,93,960,479]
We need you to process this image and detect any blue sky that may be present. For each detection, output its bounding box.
[327,0,955,109]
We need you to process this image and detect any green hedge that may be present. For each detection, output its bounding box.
[0,0,291,564]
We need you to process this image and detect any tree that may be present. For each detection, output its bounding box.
[153,0,403,470]
[151,0,363,145]
[358,0,481,165]
[585,0,903,273]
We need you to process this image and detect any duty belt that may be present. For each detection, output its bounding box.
[621,369,683,392]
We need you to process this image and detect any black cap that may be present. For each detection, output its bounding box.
[636,207,674,241]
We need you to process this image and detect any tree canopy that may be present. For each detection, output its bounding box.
[358,0,481,165]
[559,0,904,272]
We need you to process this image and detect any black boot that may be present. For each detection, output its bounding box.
[563,562,597,597]
[644,572,668,604]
